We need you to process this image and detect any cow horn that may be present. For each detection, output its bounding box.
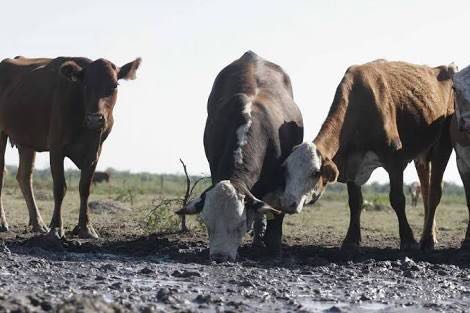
[243,189,282,215]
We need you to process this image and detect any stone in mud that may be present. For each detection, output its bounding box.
[56,295,130,312]
[139,267,155,275]
[171,270,202,278]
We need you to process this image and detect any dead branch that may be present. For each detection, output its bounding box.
[179,158,190,232]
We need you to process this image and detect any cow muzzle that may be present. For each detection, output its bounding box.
[84,113,105,130]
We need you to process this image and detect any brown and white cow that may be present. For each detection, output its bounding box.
[282,60,455,250]
[409,182,421,207]
[450,64,470,248]
[177,51,303,261]
[0,56,141,238]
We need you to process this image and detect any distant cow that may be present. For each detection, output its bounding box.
[450,63,470,248]
[93,171,110,184]
[0,56,141,237]
[408,182,421,207]
[177,51,303,261]
[281,60,455,251]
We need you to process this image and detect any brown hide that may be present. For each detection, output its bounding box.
[313,60,454,250]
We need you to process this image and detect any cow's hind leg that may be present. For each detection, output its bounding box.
[72,165,99,239]
[342,182,363,250]
[0,132,8,232]
[17,146,48,233]
[457,163,470,248]
[420,128,452,250]
[252,212,266,247]
[388,167,418,250]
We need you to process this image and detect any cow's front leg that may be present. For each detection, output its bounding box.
[342,182,363,250]
[252,212,266,247]
[49,151,66,238]
[263,213,284,256]
[72,165,99,239]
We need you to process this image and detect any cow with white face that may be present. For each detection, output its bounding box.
[177,51,304,261]
[281,142,338,214]
[281,60,456,251]
[450,63,470,249]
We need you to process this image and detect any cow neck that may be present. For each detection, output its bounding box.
[313,107,345,161]
[313,79,352,161]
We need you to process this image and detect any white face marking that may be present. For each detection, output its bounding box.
[281,142,321,214]
[354,151,382,185]
[200,180,247,261]
[233,101,253,165]
[455,143,470,175]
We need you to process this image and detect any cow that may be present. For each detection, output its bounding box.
[93,171,111,184]
[280,60,455,251]
[409,181,421,207]
[0,56,141,238]
[176,51,304,261]
[450,63,470,249]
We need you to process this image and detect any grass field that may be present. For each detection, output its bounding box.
[1,165,468,251]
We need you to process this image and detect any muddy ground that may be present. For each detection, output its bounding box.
[0,187,470,312]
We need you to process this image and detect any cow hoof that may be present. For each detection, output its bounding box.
[252,237,266,248]
[0,223,9,232]
[341,241,361,253]
[401,240,419,251]
[72,225,99,239]
[32,223,49,234]
[48,228,64,240]
[418,238,435,251]
[460,240,470,250]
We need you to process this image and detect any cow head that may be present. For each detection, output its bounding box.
[281,142,338,214]
[176,180,280,262]
[60,58,141,131]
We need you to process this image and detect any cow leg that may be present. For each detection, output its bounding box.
[342,182,363,250]
[17,147,48,233]
[252,212,266,247]
[49,151,66,238]
[72,165,99,239]
[388,168,418,250]
[458,163,470,248]
[414,157,435,243]
[263,213,284,256]
[420,138,452,250]
[0,132,8,232]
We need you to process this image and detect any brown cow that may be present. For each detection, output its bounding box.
[281,60,455,251]
[409,182,421,207]
[92,171,110,184]
[177,51,303,261]
[0,56,141,238]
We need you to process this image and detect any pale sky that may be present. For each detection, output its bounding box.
[1,0,469,184]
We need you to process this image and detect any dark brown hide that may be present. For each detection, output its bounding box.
[0,56,140,238]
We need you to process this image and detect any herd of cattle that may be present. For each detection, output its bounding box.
[0,52,470,262]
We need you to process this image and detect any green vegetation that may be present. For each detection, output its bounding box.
[1,165,467,243]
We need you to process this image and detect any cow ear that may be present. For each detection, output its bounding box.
[321,159,339,183]
[60,61,83,82]
[175,196,204,215]
[437,63,458,81]
[118,57,142,80]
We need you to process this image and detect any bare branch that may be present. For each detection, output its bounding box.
[179,158,190,232]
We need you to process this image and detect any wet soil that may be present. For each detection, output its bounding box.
[1,229,470,313]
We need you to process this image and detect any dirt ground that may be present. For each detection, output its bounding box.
[0,186,470,312]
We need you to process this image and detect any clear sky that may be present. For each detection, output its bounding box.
[1,0,469,184]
